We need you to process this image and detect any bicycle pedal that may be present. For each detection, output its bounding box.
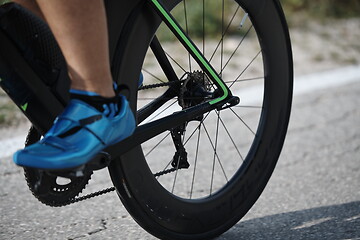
[46,152,111,178]
[85,151,112,171]
[31,170,52,195]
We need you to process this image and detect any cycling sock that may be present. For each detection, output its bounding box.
[70,89,121,118]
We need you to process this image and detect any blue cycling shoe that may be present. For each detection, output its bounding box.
[13,95,135,170]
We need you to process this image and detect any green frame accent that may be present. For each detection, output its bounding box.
[150,0,230,104]
[21,102,28,111]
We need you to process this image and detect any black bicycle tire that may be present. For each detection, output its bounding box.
[108,0,293,239]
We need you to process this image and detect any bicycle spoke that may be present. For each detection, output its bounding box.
[183,0,192,72]
[220,25,253,75]
[151,36,182,83]
[223,76,263,84]
[144,131,172,157]
[209,6,240,63]
[147,100,178,122]
[165,51,187,73]
[214,113,229,181]
[229,107,256,135]
[220,0,225,76]
[233,105,263,109]
[189,124,201,199]
[210,111,220,195]
[218,115,244,161]
[183,111,212,146]
[229,50,261,89]
[201,121,229,193]
[212,76,264,95]
[171,155,181,193]
[142,68,166,83]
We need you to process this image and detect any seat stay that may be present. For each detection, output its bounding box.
[148,0,232,104]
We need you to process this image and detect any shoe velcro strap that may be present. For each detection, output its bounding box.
[46,100,112,144]
[41,136,77,151]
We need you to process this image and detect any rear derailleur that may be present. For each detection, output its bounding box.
[170,71,213,170]
[170,123,189,169]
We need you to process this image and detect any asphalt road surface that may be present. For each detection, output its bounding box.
[1,66,359,239]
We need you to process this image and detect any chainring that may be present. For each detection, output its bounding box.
[23,126,92,207]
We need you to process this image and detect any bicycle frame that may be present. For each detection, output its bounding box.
[105,0,238,157]
[0,0,236,158]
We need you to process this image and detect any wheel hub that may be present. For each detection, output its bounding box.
[179,70,213,109]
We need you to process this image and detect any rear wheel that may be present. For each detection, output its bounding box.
[109,0,292,239]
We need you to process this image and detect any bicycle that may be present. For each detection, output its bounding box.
[0,0,293,239]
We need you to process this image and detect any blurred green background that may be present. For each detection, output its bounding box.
[282,0,359,19]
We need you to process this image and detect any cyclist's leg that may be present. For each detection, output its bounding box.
[35,0,114,98]
[14,0,114,97]
[11,0,44,19]
[13,0,136,170]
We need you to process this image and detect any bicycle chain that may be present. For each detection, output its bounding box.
[138,80,182,90]
[61,168,179,206]
[65,187,116,206]
[154,167,178,177]
[65,168,179,206]
[59,80,184,206]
